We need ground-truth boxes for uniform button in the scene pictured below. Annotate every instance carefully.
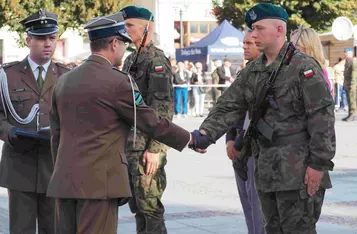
[40,99,44,103]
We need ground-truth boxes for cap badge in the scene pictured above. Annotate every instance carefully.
[249,10,257,20]
[39,9,47,20]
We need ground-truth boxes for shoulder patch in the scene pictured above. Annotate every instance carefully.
[303,69,314,78]
[55,62,71,71]
[1,61,20,69]
[154,65,164,72]
[134,91,144,105]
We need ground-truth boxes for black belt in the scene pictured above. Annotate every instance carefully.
[258,131,310,147]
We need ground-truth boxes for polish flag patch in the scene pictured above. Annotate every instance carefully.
[155,65,163,72]
[303,69,314,78]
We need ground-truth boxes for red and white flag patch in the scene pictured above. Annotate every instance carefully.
[155,65,163,72]
[303,69,314,78]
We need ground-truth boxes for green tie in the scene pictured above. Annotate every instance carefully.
[37,66,44,90]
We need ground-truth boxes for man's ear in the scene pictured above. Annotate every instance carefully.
[25,35,31,47]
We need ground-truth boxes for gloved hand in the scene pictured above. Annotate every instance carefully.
[189,130,214,152]
[233,130,245,151]
[8,127,37,153]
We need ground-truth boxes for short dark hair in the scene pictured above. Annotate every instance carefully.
[90,36,116,52]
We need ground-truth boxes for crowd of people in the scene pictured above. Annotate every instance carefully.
[170,58,237,118]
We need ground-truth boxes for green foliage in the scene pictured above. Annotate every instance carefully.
[212,0,357,33]
[0,0,133,45]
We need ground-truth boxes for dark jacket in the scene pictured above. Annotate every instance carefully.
[173,70,190,85]
[47,55,190,199]
[0,58,70,193]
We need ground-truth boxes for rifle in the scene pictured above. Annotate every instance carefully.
[124,14,152,149]
[125,14,153,73]
[233,28,302,181]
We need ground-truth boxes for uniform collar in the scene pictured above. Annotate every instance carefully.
[27,56,51,72]
[251,42,289,72]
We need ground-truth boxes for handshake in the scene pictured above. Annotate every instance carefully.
[188,129,214,153]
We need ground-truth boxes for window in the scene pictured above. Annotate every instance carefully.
[209,24,217,32]
[190,24,198,33]
[200,24,208,34]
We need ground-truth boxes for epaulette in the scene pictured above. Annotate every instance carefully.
[1,61,20,69]
[55,62,71,71]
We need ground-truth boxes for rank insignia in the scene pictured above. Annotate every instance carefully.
[303,69,314,78]
[154,65,163,72]
[134,92,143,105]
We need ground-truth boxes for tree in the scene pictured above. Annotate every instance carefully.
[212,0,357,33]
[0,0,134,36]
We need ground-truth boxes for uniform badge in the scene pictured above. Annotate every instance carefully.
[249,10,257,20]
[134,92,143,105]
[303,69,314,78]
[154,65,164,72]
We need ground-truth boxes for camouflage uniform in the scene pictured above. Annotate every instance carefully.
[123,41,173,234]
[343,57,357,120]
[200,42,335,233]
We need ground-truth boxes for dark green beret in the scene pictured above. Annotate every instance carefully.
[245,3,288,29]
[121,6,154,22]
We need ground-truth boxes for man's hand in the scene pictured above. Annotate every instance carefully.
[226,140,240,160]
[304,166,324,196]
[143,150,160,175]
[189,129,212,153]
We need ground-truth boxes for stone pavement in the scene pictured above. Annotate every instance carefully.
[0,112,356,233]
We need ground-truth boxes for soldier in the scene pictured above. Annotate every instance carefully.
[189,3,335,233]
[46,12,192,233]
[342,48,356,121]
[0,9,70,234]
[225,31,264,234]
[120,6,173,233]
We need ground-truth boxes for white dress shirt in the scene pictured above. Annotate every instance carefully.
[27,56,51,81]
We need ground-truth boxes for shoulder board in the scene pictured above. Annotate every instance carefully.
[55,62,71,71]
[1,61,20,69]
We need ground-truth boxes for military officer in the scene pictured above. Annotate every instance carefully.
[46,12,191,234]
[0,9,70,234]
[189,3,335,233]
[121,6,174,234]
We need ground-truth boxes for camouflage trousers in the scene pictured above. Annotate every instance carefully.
[127,151,168,234]
[257,188,325,234]
[345,86,356,115]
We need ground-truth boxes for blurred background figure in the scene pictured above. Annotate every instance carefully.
[217,58,235,93]
[342,48,356,121]
[173,62,190,118]
[333,57,347,112]
[290,27,332,94]
[191,62,207,117]
[211,60,222,107]
[187,62,196,116]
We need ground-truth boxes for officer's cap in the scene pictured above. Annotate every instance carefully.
[20,9,58,36]
[84,11,132,42]
[245,3,288,29]
[121,6,154,22]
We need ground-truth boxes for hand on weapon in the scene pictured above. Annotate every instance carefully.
[189,129,213,153]
[226,141,240,160]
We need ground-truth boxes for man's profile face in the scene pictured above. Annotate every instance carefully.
[243,33,260,61]
[26,34,57,64]
[125,18,146,44]
[250,19,278,52]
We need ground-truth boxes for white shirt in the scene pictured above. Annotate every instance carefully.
[224,66,231,77]
[27,56,51,81]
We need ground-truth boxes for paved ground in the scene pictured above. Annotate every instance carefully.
[0,111,356,233]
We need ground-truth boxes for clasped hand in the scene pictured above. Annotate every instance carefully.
[189,129,213,153]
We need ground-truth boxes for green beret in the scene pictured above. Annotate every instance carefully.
[121,6,154,22]
[245,3,288,29]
